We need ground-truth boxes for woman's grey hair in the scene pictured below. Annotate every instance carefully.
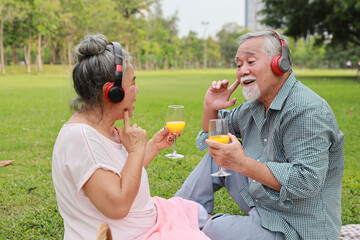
[237,30,292,71]
[70,33,131,112]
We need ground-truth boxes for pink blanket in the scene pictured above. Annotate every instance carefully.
[142,197,210,240]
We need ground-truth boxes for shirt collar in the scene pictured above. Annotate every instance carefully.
[268,73,297,111]
[246,73,297,115]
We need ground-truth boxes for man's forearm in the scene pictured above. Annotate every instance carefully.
[202,103,219,132]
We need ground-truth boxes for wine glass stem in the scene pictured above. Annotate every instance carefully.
[172,136,177,155]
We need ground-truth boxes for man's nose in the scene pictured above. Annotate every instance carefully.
[239,64,251,77]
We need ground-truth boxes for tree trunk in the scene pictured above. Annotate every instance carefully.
[36,33,43,72]
[24,43,31,73]
[61,47,66,65]
[12,43,18,65]
[67,36,73,66]
[0,20,5,74]
[163,56,168,70]
[50,40,56,64]
[54,49,59,65]
[136,55,141,70]
[145,52,149,70]
[4,48,7,66]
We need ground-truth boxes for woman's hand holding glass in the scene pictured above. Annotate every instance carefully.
[150,126,177,151]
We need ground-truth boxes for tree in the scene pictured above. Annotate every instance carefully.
[85,0,118,38]
[60,0,89,66]
[20,0,36,73]
[33,0,59,71]
[4,19,24,65]
[216,22,248,68]
[143,2,180,70]
[0,0,20,73]
[113,0,154,54]
[205,37,222,68]
[260,0,360,47]
[181,31,203,68]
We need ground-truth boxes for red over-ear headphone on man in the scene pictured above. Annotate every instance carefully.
[104,42,125,103]
[268,30,291,76]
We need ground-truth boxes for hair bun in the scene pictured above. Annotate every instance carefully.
[74,34,108,61]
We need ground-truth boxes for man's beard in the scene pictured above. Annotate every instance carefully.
[241,77,261,101]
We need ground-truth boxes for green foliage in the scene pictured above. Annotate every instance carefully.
[2,0,359,72]
[260,0,360,46]
[216,22,248,68]
[206,37,222,68]
[0,66,359,239]
[181,31,203,68]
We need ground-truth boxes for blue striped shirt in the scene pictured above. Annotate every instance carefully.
[196,74,345,239]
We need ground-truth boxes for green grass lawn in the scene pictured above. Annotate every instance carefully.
[0,65,359,239]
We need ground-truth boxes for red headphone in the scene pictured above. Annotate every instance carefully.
[104,42,125,103]
[268,30,291,76]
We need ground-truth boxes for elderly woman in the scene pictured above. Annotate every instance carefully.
[52,34,208,240]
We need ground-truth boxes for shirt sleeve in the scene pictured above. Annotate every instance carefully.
[195,108,241,151]
[63,126,122,193]
[265,99,338,202]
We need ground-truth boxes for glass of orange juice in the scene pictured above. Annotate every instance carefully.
[209,119,231,177]
[165,105,186,159]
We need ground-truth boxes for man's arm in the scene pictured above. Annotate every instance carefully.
[201,79,240,132]
[206,134,282,191]
[201,104,219,132]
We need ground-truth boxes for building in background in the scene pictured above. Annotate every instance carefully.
[245,0,266,31]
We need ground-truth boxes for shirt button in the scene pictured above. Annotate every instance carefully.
[255,199,259,202]
[264,138,267,142]
[252,180,256,182]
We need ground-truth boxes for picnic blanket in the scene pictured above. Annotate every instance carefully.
[340,224,360,239]
[142,196,209,240]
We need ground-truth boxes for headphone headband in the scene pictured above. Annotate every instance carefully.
[109,42,123,88]
[268,30,291,75]
[105,42,125,103]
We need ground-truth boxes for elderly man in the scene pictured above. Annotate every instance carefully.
[176,30,344,240]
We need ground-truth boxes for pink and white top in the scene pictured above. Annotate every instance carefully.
[52,123,209,240]
[52,123,156,239]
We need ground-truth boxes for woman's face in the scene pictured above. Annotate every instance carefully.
[118,65,138,118]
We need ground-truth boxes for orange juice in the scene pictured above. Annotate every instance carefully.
[166,121,186,133]
[209,135,230,144]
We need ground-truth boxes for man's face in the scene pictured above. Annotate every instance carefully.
[235,37,280,105]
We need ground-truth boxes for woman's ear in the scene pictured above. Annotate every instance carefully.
[102,82,114,103]
[103,82,112,94]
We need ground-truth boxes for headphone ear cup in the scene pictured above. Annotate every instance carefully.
[278,57,290,73]
[107,85,125,103]
[271,56,285,76]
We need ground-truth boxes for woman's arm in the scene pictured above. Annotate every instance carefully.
[83,110,147,219]
[143,127,174,167]
[83,150,144,219]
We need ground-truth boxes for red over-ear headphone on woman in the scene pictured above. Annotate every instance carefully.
[104,42,125,103]
[268,30,291,76]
